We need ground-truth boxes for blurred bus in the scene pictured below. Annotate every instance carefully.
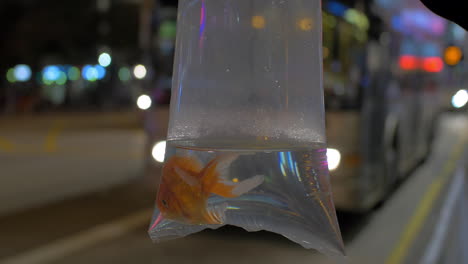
[323,0,460,211]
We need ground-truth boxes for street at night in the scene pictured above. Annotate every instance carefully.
[1,0,468,263]
[0,109,466,264]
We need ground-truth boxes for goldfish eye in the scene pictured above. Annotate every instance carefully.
[162,199,169,208]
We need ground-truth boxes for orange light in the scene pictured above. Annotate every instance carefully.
[399,55,419,70]
[252,15,265,29]
[298,18,314,31]
[444,46,462,66]
[422,57,444,73]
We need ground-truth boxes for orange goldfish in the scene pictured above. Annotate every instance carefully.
[151,153,264,229]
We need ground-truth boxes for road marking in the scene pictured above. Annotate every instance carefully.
[43,121,65,153]
[385,136,466,264]
[0,137,15,152]
[420,166,465,264]
[0,208,153,264]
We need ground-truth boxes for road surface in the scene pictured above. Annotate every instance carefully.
[0,111,466,264]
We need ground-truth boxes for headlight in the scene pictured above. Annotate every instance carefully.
[152,141,166,163]
[137,94,152,110]
[327,148,341,171]
[452,89,468,109]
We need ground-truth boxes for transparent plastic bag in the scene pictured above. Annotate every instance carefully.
[149,0,345,257]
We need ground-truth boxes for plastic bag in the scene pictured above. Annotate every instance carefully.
[149,0,345,257]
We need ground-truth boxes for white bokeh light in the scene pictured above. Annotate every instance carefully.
[327,148,341,171]
[136,94,152,110]
[133,64,147,79]
[152,141,167,163]
[452,89,468,109]
[98,53,112,67]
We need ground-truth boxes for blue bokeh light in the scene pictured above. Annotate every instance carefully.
[95,65,106,80]
[14,64,32,82]
[82,65,97,81]
[82,65,106,81]
[326,1,348,17]
[43,66,61,81]
[82,65,92,78]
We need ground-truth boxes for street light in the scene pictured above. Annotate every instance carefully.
[452,89,468,109]
[14,64,32,82]
[137,94,152,110]
[6,68,16,83]
[82,65,98,81]
[133,64,147,79]
[98,52,112,67]
[118,67,131,82]
[444,46,462,66]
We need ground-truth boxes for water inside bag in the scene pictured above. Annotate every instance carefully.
[149,140,344,256]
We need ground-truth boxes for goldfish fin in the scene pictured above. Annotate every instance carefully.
[174,167,199,186]
[231,175,264,196]
[209,181,237,198]
[210,175,265,198]
[175,155,203,174]
[201,153,239,193]
[215,153,240,181]
[205,203,228,224]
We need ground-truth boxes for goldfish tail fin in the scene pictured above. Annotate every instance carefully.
[203,154,264,198]
[204,203,228,224]
[210,175,265,198]
[175,155,204,174]
[201,153,239,195]
[174,167,199,186]
[231,175,264,196]
[214,153,240,180]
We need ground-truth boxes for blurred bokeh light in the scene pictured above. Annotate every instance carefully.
[98,52,112,67]
[13,64,32,82]
[133,64,147,79]
[137,94,152,110]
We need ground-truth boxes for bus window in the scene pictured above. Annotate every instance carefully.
[323,12,367,110]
